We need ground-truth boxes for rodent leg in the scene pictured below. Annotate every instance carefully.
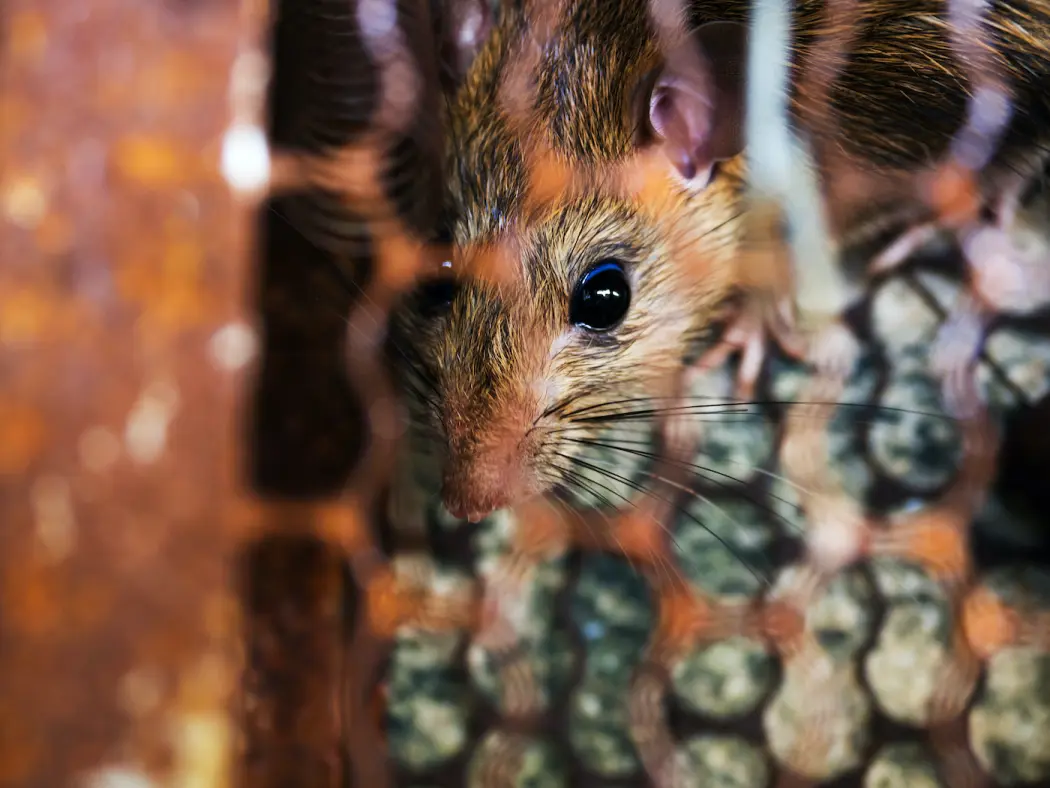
[930,171,1050,412]
[929,293,989,418]
[877,223,999,418]
[735,317,771,399]
[960,181,1050,316]
[692,296,806,400]
[942,0,1013,181]
[917,0,1012,232]
[804,318,860,382]
[867,222,941,276]
[904,0,1025,411]
[697,293,862,398]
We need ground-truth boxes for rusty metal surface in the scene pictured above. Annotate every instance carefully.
[0,1,263,785]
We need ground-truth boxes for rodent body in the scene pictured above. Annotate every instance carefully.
[390,0,1050,522]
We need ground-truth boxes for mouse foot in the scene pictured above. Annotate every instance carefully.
[695,298,807,400]
[962,222,1050,316]
[805,317,861,384]
[930,295,989,419]
[868,221,942,276]
[932,209,1050,415]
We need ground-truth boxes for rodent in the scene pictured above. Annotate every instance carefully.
[387,0,1050,523]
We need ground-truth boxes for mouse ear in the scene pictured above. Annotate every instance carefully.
[436,0,493,92]
[641,21,748,189]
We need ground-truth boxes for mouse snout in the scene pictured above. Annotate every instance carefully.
[442,491,506,523]
[440,411,531,522]
[441,449,520,523]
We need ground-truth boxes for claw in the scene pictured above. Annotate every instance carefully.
[806,318,860,382]
[931,295,988,418]
[868,155,1050,420]
[932,173,1050,413]
[694,296,808,399]
[962,217,1050,316]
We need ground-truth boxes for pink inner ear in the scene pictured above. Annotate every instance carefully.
[649,76,715,183]
[645,21,748,186]
[649,88,674,139]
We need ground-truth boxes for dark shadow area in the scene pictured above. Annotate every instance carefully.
[238,1,371,785]
[237,1,447,786]
[981,394,1050,569]
[250,0,367,497]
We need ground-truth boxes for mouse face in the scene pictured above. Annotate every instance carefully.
[390,0,747,522]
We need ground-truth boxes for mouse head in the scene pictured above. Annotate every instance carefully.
[391,0,748,522]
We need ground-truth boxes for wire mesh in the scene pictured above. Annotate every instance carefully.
[3,0,1050,787]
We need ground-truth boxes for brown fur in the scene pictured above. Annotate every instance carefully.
[391,0,1050,518]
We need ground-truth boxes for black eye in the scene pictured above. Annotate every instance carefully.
[569,260,631,331]
[415,274,458,318]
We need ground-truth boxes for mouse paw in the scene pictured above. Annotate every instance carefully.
[868,222,941,276]
[695,298,806,400]
[805,318,861,383]
[931,296,989,418]
[961,223,1050,315]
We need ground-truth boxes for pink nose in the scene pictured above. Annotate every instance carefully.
[441,408,528,523]
[441,455,517,523]
[443,501,493,523]
[441,484,510,523]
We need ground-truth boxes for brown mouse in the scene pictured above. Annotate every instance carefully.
[728,0,1050,395]
[388,0,1050,523]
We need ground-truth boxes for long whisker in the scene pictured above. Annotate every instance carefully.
[631,465,779,584]
[558,453,771,588]
[557,430,820,499]
[548,466,673,582]
[561,436,808,536]
[549,462,694,587]
[540,391,587,421]
[563,399,951,424]
[567,410,758,426]
[561,398,758,421]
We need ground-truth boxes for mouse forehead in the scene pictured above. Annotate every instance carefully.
[535,0,656,159]
[444,0,659,238]
[527,196,651,282]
